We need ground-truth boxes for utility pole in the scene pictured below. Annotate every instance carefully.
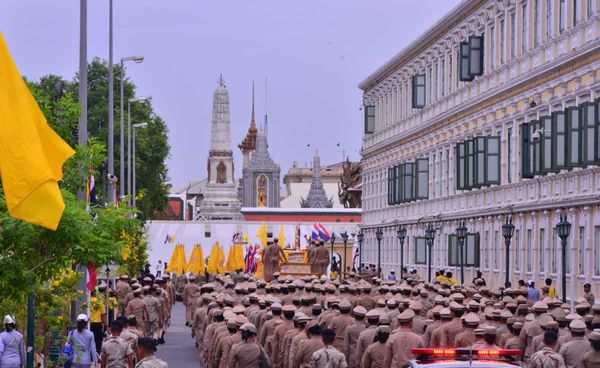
[107,0,115,203]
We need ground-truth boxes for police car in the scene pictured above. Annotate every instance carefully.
[404,348,525,367]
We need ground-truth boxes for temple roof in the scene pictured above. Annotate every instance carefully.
[238,83,257,152]
[300,150,334,208]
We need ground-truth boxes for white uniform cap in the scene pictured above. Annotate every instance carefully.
[76,314,89,322]
[3,315,14,324]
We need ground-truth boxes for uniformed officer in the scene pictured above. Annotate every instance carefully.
[310,328,347,368]
[343,306,366,367]
[116,275,132,316]
[292,320,324,368]
[529,331,567,368]
[383,309,423,368]
[328,300,354,351]
[228,323,267,368]
[126,289,150,334]
[135,337,168,368]
[355,309,380,364]
[100,320,134,368]
[520,301,551,362]
[454,312,479,347]
[183,275,200,326]
[270,304,296,367]
[361,326,389,368]
[559,319,591,368]
[143,287,163,339]
[583,283,595,307]
[581,329,600,368]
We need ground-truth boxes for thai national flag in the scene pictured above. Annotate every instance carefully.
[311,223,331,241]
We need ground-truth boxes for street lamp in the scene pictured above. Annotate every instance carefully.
[341,231,349,279]
[132,122,148,208]
[502,216,515,288]
[456,219,468,285]
[357,230,364,275]
[119,55,144,201]
[424,223,436,282]
[555,214,572,303]
[127,97,149,205]
[396,225,407,280]
[375,228,383,279]
[329,233,336,276]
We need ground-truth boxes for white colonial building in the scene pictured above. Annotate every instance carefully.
[360,0,600,299]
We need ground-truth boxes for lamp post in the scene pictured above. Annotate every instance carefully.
[329,233,336,276]
[375,228,383,279]
[456,219,468,285]
[107,0,114,204]
[341,231,349,279]
[357,230,364,275]
[127,97,148,205]
[396,225,407,280]
[556,214,572,303]
[119,55,144,200]
[132,122,148,208]
[424,223,436,282]
[502,216,515,288]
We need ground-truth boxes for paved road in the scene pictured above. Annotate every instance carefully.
[156,302,199,367]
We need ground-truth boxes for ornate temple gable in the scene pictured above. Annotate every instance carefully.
[300,150,334,208]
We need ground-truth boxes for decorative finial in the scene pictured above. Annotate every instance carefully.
[251,81,255,122]
[217,74,226,87]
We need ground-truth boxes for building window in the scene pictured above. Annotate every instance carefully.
[534,0,540,47]
[364,105,375,134]
[490,25,496,69]
[594,226,600,275]
[494,230,499,268]
[484,230,489,269]
[216,162,227,183]
[456,136,501,190]
[540,228,546,272]
[582,102,596,163]
[387,159,429,205]
[587,0,593,19]
[257,174,268,207]
[412,75,426,109]
[440,58,445,97]
[574,0,579,26]
[460,36,484,81]
[459,42,471,81]
[448,233,480,267]
[414,237,427,264]
[547,0,553,38]
[553,111,568,169]
[527,229,532,272]
[508,128,513,183]
[567,106,582,166]
[579,226,585,275]
[522,3,529,53]
[515,229,520,271]
[510,12,516,59]
[552,228,557,273]
[500,19,505,64]
[560,0,566,32]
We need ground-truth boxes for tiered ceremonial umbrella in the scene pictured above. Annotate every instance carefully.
[187,244,205,276]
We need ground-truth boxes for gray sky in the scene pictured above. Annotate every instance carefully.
[2,0,461,189]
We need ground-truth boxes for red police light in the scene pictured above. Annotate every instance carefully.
[411,348,523,357]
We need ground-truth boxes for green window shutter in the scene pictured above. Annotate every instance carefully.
[459,42,474,81]
[412,75,426,109]
[473,233,481,268]
[486,136,501,185]
[468,36,484,77]
[398,164,405,203]
[532,120,542,175]
[456,143,465,189]
[521,123,533,178]
[552,111,567,170]
[582,102,596,165]
[466,139,475,189]
[392,165,398,204]
[388,167,394,205]
[566,106,582,167]
[474,137,486,187]
[414,237,427,265]
[403,162,415,202]
[364,105,375,134]
[448,234,458,266]
[541,116,553,172]
[595,98,600,162]
[415,158,429,200]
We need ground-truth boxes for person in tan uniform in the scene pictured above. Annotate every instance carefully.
[358,286,376,310]
[529,331,566,368]
[135,337,168,368]
[361,326,389,368]
[292,321,324,368]
[208,312,236,367]
[453,312,479,347]
[125,289,149,334]
[422,305,442,347]
[270,304,296,367]
[531,320,560,353]
[285,315,311,368]
[263,239,287,282]
[440,301,465,347]
[100,320,134,368]
[343,306,366,367]
[216,315,248,368]
[258,303,283,350]
[520,301,551,362]
[504,322,524,350]
[581,329,600,368]
[202,310,225,363]
[143,287,163,339]
[383,309,423,368]
[430,308,451,347]
[314,241,330,277]
[356,309,380,364]
[308,242,318,275]
[559,319,591,368]
[310,328,347,368]
[182,275,200,326]
[126,316,144,339]
[328,300,354,351]
[228,323,268,368]
[116,275,132,316]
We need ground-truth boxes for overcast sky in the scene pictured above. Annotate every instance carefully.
[2,0,461,189]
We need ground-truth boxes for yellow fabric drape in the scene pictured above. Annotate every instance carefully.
[278,226,286,247]
[166,245,179,273]
[187,244,205,276]
[0,32,75,230]
[225,244,245,272]
[207,242,226,275]
[256,224,268,247]
[173,244,187,275]
[254,247,265,279]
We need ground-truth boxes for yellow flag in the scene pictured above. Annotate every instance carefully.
[208,242,225,274]
[225,244,245,272]
[278,225,286,247]
[256,224,268,247]
[243,232,249,243]
[0,33,75,230]
[166,245,179,273]
[187,244,205,275]
[177,244,187,275]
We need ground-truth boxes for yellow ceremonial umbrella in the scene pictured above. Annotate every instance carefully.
[225,243,245,272]
[278,225,286,247]
[208,242,225,275]
[187,244,205,276]
[254,246,265,279]
[175,244,187,275]
[166,244,179,273]
[256,224,268,247]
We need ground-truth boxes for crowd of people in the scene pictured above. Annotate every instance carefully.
[183,269,600,368]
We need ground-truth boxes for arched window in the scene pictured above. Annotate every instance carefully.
[217,162,227,183]
[257,174,268,207]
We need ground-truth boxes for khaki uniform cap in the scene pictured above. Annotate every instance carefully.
[569,319,587,332]
[366,309,381,319]
[532,301,549,312]
[397,308,415,322]
[353,306,367,317]
[377,325,391,333]
[463,312,480,326]
[588,329,600,341]
[282,304,297,312]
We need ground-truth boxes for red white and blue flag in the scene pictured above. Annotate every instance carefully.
[245,244,258,273]
[311,223,331,241]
